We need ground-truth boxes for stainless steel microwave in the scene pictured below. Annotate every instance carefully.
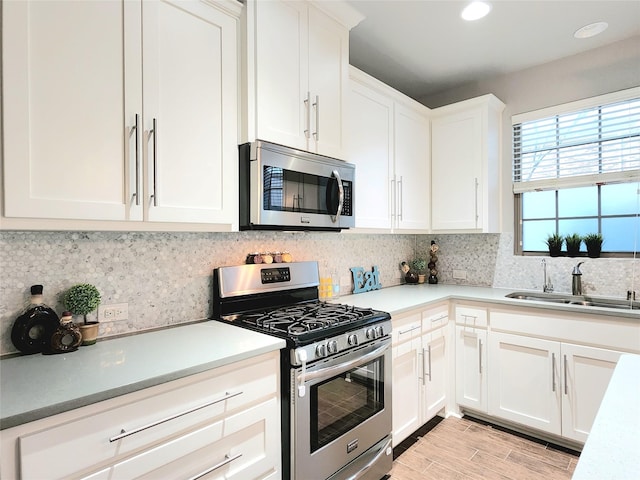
[239,141,355,231]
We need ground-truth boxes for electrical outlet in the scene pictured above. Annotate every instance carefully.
[99,303,128,322]
[453,269,467,280]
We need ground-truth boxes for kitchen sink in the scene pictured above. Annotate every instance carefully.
[506,292,640,310]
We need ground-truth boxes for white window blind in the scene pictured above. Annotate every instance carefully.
[513,94,640,193]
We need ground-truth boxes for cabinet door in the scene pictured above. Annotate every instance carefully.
[394,102,430,231]
[422,328,447,421]
[391,314,422,446]
[307,4,348,158]
[488,332,562,435]
[253,0,308,151]
[142,0,238,225]
[455,326,487,412]
[431,107,482,230]
[561,343,621,443]
[3,0,140,221]
[346,79,393,229]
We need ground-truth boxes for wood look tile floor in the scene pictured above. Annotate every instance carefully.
[390,416,580,480]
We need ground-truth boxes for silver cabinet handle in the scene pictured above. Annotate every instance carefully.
[313,95,320,141]
[398,324,421,336]
[330,169,344,223]
[130,113,140,205]
[478,338,483,375]
[431,314,448,323]
[474,177,479,227]
[427,345,432,382]
[398,176,403,221]
[149,118,158,207]
[564,354,568,395]
[552,353,556,392]
[187,453,242,480]
[109,391,243,442]
[304,91,311,139]
[390,177,396,220]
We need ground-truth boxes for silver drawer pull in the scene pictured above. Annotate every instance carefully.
[430,314,447,322]
[109,391,242,442]
[398,324,421,335]
[188,453,242,480]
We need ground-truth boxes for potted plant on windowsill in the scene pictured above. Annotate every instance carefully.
[63,284,101,345]
[565,233,582,257]
[545,233,564,257]
[583,233,603,258]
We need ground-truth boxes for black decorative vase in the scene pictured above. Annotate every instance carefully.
[405,272,419,284]
[428,274,438,284]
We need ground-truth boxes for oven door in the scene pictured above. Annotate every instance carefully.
[292,337,392,480]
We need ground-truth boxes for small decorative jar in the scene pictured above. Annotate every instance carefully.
[49,311,82,353]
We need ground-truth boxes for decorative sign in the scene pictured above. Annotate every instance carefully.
[350,266,382,294]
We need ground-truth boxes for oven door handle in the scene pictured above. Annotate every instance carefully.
[298,342,389,384]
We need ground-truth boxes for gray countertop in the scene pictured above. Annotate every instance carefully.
[1,283,637,431]
[337,283,640,320]
[0,321,285,430]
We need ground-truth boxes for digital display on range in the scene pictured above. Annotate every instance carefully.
[261,267,291,284]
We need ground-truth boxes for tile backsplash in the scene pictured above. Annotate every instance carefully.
[1,231,637,355]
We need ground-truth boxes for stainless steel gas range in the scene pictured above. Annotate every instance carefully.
[212,261,393,480]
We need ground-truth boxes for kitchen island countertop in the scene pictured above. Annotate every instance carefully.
[0,321,285,430]
[572,353,640,480]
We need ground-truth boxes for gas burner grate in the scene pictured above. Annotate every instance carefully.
[237,302,377,336]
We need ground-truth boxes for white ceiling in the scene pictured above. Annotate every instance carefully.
[347,0,640,101]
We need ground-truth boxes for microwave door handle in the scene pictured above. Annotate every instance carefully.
[330,169,344,223]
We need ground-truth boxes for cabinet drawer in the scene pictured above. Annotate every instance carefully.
[456,306,488,328]
[422,307,449,332]
[392,312,422,344]
[19,355,278,480]
[84,397,280,480]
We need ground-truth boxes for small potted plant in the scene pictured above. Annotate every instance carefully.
[583,233,603,258]
[412,259,427,284]
[565,233,582,257]
[545,233,564,257]
[63,283,101,345]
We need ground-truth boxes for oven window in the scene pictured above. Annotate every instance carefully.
[310,356,385,452]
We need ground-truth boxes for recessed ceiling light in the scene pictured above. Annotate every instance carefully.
[574,21,609,39]
[461,1,492,21]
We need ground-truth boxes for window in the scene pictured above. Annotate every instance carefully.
[513,89,640,255]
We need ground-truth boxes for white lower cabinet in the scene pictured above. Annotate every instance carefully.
[392,306,448,446]
[455,326,488,412]
[2,352,281,480]
[488,331,622,443]
[454,306,488,412]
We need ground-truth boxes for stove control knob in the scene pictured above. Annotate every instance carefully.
[315,344,327,358]
[375,325,384,337]
[348,334,359,346]
[327,340,339,354]
[366,328,376,340]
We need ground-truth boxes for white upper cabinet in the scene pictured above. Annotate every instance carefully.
[142,0,239,225]
[346,73,394,229]
[3,0,134,222]
[431,94,505,232]
[346,67,430,232]
[2,0,240,230]
[244,0,363,158]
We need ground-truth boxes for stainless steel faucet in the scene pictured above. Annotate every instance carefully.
[542,259,553,293]
[572,262,584,296]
